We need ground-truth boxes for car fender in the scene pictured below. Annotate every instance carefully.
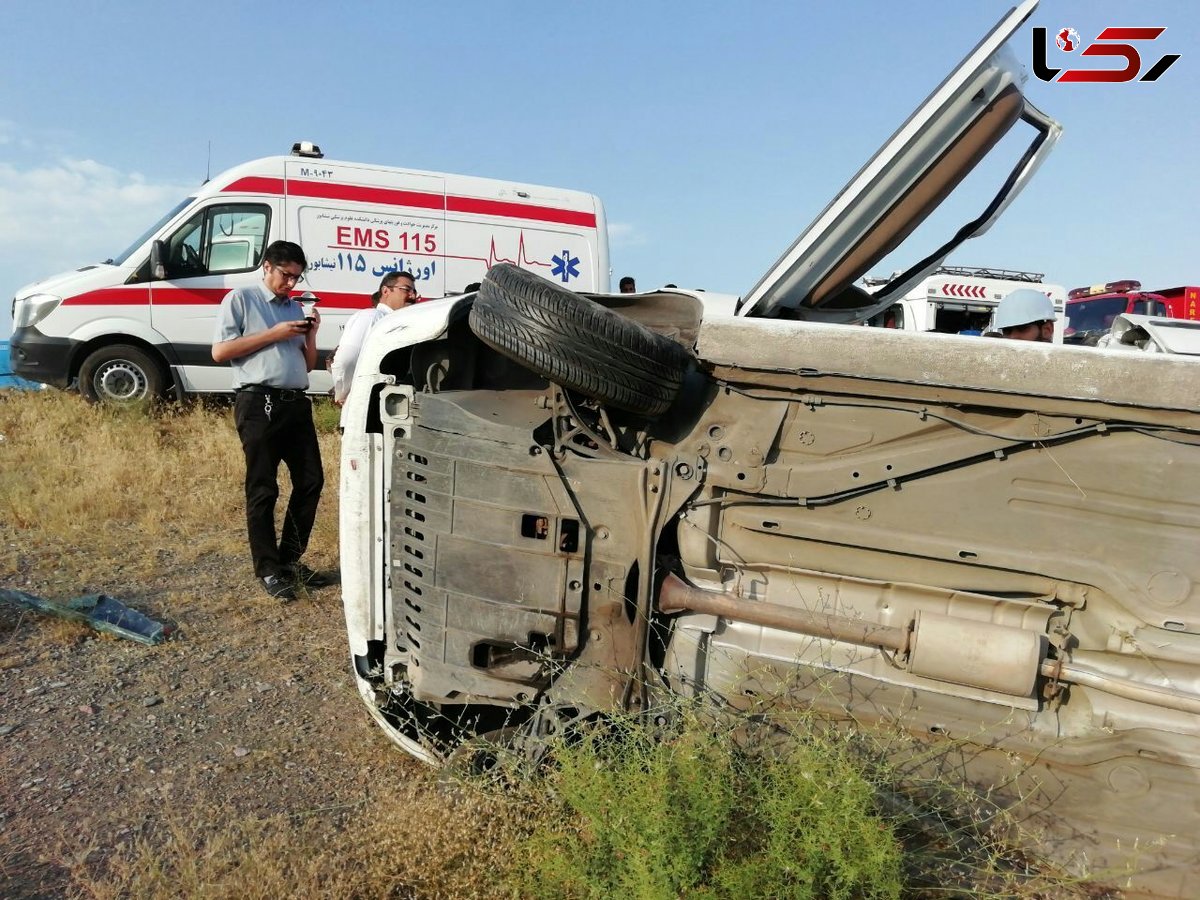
[339,295,470,663]
[68,317,172,354]
[340,296,471,433]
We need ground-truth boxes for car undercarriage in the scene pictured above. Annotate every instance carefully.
[344,295,1200,896]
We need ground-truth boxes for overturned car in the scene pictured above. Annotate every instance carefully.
[1097,313,1200,357]
[339,3,1200,895]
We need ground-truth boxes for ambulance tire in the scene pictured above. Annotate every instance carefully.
[469,263,691,417]
[78,344,168,405]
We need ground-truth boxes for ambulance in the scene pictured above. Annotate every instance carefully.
[8,142,609,402]
[864,265,1067,342]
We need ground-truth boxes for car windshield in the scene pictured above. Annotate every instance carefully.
[1066,297,1127,333]
[109,197,194,266]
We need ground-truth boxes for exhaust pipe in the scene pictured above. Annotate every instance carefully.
[658,573,1043,697]
[659,573,1200,712]
[659,572,911,653]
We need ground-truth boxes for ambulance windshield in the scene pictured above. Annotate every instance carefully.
[110,197,194,266]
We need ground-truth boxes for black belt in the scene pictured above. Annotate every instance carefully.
[237,384,307,401]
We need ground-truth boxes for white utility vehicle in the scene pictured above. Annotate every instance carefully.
[865,265,1066,340]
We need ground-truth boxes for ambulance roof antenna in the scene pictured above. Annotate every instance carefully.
[203,141,211,185]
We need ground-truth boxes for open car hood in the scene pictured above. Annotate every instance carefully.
[738,0,1060,321]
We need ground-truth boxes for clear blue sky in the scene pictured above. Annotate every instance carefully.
[2,0,1196,335]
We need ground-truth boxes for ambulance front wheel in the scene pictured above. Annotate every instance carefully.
[77,344,168,405]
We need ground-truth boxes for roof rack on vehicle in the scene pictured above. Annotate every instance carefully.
[863,266,1048,288]
[933,266,1044,282]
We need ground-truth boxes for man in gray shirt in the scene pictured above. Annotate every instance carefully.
[213,240,330,601]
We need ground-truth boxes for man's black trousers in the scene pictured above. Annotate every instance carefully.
[234,390,325,578]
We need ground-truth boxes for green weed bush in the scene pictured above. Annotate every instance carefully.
[311,397,342,434]
[507,714,903,900]
[713,740,903,900]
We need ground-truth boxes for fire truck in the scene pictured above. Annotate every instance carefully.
[864,266,1067,342]
[1064,280,1200,346]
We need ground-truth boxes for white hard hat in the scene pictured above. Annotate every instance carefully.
[995,288,1056,330]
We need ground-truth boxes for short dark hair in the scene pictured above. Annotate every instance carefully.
[619,275,635,289]
[376,271,420,303]
[380,270,414,291]
[263,240,307,269]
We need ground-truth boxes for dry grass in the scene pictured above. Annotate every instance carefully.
[0,392,340,584]
[75,781,531,900]
[2,393,242,540]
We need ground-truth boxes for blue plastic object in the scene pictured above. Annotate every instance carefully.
[1,589,176,644]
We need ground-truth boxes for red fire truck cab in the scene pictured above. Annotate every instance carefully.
[1063,280,1199,345]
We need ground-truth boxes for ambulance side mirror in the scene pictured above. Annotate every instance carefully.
[150,240,167,281]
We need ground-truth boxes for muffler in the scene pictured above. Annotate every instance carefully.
[659,573,1045,697]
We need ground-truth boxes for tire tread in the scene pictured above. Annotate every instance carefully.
[469,264,690,416]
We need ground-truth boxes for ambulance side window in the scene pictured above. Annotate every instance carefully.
[206,205,270,274]
[160,203,271,279]
[165,210,206,278]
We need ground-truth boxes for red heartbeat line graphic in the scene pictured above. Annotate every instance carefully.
[442,232,554,270]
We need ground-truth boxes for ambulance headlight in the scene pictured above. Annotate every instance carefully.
[12,294,62,329]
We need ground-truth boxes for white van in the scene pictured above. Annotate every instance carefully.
[8,144,609,402]
[864,266,1066,341]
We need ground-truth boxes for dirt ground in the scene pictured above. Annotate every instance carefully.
[0,539,425,897]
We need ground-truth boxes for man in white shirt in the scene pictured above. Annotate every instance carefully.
[331,270,419,407]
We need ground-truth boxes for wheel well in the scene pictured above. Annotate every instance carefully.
[70,335,170,383]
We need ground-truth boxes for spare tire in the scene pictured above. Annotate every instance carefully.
[469,264,692,416]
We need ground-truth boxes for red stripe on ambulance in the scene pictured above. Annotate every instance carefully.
[224,177,445,211]
[63,286,372,310]
[59,288,151,306]
[148,288,228,305]
[445,195,596,227]
[221,177,596,227]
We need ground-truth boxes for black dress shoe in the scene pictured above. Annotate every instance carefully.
[283,562,339,589]
[260,574,298,602]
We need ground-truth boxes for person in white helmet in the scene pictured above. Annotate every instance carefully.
[993,288,1057,343]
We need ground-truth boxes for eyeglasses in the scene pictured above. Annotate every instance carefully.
[388,284,419,295]
[271,266,305,284]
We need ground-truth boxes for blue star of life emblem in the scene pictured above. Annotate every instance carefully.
[550,249,580,283]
